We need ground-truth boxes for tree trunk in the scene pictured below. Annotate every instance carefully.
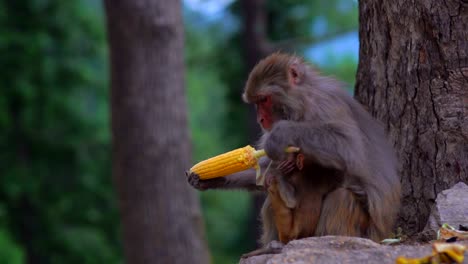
[240,0,272,249]
[105,1,209,263]
[240,0,272,144]
[355,0,468,234]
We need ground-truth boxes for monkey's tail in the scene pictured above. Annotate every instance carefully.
[259,197,278,246]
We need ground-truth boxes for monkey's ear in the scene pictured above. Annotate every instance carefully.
[287,62,305,86]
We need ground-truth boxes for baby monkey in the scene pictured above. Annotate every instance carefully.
[265,152,318,244]
[246,151,343,258]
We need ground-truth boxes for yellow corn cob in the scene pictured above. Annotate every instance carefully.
[190,145,265,180]
[189,145,300,181]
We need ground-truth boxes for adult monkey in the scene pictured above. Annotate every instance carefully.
[187,53,401,257]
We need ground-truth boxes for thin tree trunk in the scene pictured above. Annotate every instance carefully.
[355,0,468,234]
[240,0,272,249]
[240,0,271,144]
[105,1,209,263]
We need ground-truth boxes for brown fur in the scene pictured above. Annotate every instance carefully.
[267,173,325,244]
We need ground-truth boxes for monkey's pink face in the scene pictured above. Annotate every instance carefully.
[255,95,274,131]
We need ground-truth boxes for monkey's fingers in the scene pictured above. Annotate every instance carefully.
[277,155,297,176]
[277,154,295,169]
[276,161,288,170]
[186,171,227,191]
[277,164,295,175]
[186,171,201,186]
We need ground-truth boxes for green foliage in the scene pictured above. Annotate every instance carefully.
[200,191,252,263]
[185,22,231,160]
[318,54,358,92]
[0,1,359,263]
[0,1,121,263]
[214,34,248,148]
[0,228,24,264]
[267,0,358,42]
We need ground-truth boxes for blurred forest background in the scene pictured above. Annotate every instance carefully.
[0,0,359,263]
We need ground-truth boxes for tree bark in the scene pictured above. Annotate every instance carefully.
[240,0,272,144]
[355,0,468,234]
[105,1,209,263]
[240,0,272,249]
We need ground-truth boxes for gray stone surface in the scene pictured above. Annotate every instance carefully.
[239,236,468,264]
[241,183,468,263]
[424,182,468,236]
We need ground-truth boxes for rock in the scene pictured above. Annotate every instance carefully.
[239,236,468,264]
[424,182,468,237]
[240,183,468,263]
[240,254,274,264]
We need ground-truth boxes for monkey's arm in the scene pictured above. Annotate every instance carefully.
[264,120,366,173]
[186,169,262,191]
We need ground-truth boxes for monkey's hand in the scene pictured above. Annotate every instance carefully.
[276,154,298,176]
[185,171,227,191]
